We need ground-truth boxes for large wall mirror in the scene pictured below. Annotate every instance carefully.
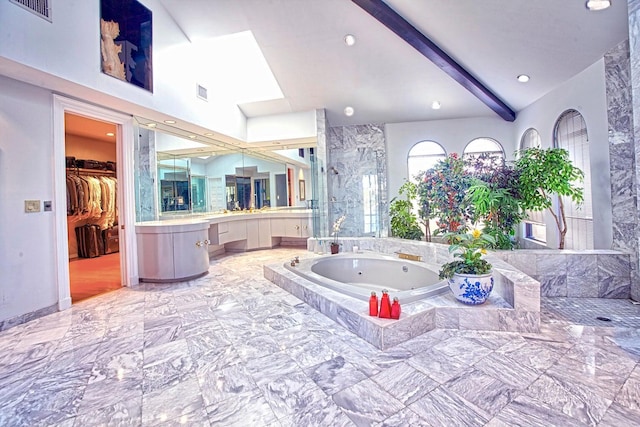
[132,117,313,222]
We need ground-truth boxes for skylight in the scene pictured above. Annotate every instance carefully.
[193,31,284,105]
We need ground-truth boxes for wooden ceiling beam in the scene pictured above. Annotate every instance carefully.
[352,0,516,122]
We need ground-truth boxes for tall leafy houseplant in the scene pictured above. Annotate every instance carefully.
[465,154,525,249]
[390,180,423,240]
[515,147,584,249]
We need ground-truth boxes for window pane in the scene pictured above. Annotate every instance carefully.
[407,141,446,183]
[464,138,504,155]
[554,110,592,250]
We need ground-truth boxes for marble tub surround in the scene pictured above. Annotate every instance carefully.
[494,249,632,299]
[265,260,518,350]
[308,237,541,329]
[268,238,540,348]
[1,248,639,427]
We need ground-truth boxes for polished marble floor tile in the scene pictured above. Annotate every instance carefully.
[1,247,639,426]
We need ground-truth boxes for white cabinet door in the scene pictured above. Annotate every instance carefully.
[287,220,303,237]
[271,218,287,237]
[173,230,209,279]
[246,219,260,249]
[137,233,174,280]
[299,218,311,238]
[219,220,248,244]
[258,218,272,247]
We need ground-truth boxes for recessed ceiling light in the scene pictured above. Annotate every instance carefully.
[164,120,176,124]
[146,123,157,128]
[344,106,355,117]
[188,135,197,139]
[586,0,611,10]
[204,132,214,136]
[344,34,356,46]
[106,132,115,137]
[431,101,441,110]
[517,74,530,83]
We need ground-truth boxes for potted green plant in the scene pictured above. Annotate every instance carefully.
[331,215,346,254]
[389,180,424,241]
[439,228,496,304]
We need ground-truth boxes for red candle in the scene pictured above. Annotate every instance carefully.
[391,297,401,319]
[379,290,391,318]
[369,292,378,316]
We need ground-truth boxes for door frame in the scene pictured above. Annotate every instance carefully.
[53,95,138,310]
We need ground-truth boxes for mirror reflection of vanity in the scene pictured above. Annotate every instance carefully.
[133,117,316,282]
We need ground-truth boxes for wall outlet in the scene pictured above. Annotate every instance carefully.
[25,200,40,213]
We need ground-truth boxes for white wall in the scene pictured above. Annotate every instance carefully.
[385,116,515,199]
[0,76,58,321]
[66,135,116,162]
[0,0,247,141]
[514,59,612,249]
[246,111,317,141]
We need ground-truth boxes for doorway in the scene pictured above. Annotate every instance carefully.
[275,173,287,207]
[53,95,138,311]
[65,113,122,302]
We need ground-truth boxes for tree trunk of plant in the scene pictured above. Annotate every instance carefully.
[547,198,567,249]
[558,197,568,250]
[424,220,431,242]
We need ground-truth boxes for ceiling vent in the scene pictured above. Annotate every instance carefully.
[9,0,51,22]
[197,84,208,101]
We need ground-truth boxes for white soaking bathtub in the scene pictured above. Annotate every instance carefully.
[285,252,448,303]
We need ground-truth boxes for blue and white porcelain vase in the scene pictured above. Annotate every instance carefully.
[448,272,493,305]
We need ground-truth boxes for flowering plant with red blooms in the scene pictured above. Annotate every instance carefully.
[418,153,472,235]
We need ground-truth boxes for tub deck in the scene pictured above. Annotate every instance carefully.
[264,238,540,349]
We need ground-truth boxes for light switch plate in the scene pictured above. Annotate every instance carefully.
[25,200,40,213]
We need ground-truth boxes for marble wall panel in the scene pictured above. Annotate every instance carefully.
[327,124,387,239]
[627,0,640,300]
[134,129,157,222]
[315,109,330,238]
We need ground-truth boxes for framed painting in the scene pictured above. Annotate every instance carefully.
[299,180,306,201]
[100,0,153,92]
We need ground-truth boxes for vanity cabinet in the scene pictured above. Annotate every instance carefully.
[271,217,310,238]
[218,220,247,244]
[136,210,311,282]
[136,220,210,282]
[247,218,272,249]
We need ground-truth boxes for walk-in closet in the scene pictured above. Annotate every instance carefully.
[65,113,121,302]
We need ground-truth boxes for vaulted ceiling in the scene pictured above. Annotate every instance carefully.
[158,0,628,126]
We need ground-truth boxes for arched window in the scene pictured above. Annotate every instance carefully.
[519,128,545,242]
[407,140,446,182]
[463,137,505,170]
[520,128,542,151]
[554,109,592,249]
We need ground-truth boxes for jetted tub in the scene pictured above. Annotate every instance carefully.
[285,252,448,303]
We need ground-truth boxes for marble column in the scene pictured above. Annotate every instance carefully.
[134,127,158,222]
[627,0,640,300]
[327,124,388,238]
[315,109,330,237]
[605,39,637,299]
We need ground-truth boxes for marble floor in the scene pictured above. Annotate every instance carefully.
[1,248,639,427]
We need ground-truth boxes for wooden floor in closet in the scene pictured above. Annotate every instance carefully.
[69,253,121,302]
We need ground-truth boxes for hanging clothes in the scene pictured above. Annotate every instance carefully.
[66,172,117,229]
